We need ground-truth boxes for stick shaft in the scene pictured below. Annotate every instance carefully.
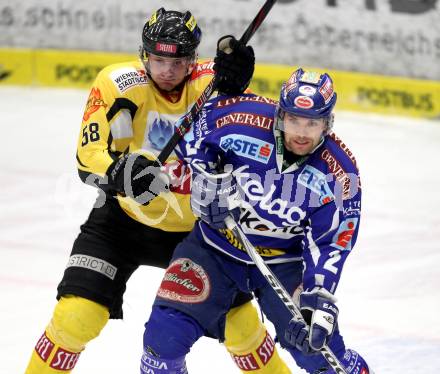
[156,0,277,165]
[224,216,348,374]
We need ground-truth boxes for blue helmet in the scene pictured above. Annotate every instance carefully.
[278,68,337,120]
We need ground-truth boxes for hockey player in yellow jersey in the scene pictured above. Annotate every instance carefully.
[24,7,290,374]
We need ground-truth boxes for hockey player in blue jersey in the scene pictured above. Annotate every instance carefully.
[140,68,373,373]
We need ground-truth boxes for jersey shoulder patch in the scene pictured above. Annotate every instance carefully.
[325,132,359,172]
[103,61,149,94]
[320,133,361,200]
[189,60,215,81]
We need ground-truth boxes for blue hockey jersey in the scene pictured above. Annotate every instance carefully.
[177,94,362,293]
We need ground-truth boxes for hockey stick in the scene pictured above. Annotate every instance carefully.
[224,216,348,374]
[156,0,277,165]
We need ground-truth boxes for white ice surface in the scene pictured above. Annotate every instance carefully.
[1,86,440,373]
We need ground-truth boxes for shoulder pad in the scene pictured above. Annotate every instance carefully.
[326,132,358,171]
[215,94,278,109]
[320,133,361,200]
[106,63,149,94]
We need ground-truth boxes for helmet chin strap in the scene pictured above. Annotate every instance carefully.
[187,53,197,74]
[309,136,325,154]
[325,113,335,134]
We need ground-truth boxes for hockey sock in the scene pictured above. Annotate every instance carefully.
[224,301,291,374]
[143,306,204,358]
[24,295,109,374]
[141,350,188,374]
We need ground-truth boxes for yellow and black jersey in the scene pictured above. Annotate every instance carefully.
[77,59,215,232]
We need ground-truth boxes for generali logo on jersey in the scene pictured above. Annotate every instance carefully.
[329,132,358,170]
[321,149,352,200]
[216,112,273,131]
[216,95,277,108]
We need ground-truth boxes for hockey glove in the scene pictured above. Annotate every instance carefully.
[108,153,170,205]
[190,163,241,229]
[285,288,339,355]
[214,35,255,95]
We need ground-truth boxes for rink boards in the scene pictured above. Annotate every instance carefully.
[1,47,439,119]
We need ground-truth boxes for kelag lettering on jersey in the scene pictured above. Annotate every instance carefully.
[177,93,362,292]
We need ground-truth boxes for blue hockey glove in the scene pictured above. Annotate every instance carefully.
[190,163,241,229]
[285,288,338,355]
[214,35,255,95]
[108,153,170,205]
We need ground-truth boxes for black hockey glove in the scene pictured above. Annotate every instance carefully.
[107,153,170,205]
[213,35,255,95]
